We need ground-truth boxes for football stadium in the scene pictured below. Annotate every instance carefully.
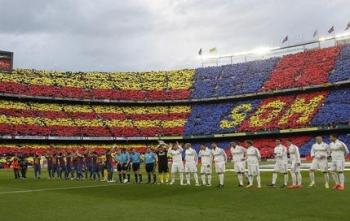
[1,1,350,221]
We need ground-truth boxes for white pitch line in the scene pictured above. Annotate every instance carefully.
[0,184,113,195]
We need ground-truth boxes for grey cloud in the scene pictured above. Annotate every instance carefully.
[0,0,349,72]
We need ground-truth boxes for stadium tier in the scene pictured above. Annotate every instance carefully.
[0,69,194,101]
[0,45,349,101]
[0,101,191,137]
[186,89,350,136]
[0,88,349,138]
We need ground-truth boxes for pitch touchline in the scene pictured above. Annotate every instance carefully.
[0,184,113,195]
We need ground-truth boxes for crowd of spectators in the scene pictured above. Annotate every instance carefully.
[0,69,193,100]
[185,89,349,136]
[0,45,349,158]
[0,45,349,102]
[0,100,190,137]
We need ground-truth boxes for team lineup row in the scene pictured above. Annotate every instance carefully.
[10,134,349,190]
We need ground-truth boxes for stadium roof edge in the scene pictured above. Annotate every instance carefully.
[200,32,350,65]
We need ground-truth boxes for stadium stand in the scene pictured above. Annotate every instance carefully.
[191,58,279,98]
[0,69,194,101]
[329,44,350,82]
[261,46,340,90]
[0,44,349,158]
[184,89,349,135]
[311,88,350,126]
[0,100,190,137]
[0,88,348,138]
[0,45,349,102]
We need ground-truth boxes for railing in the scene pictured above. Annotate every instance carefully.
[0,124,348,141]
[201,32,350,67]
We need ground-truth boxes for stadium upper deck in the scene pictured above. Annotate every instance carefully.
[0,45,349,102]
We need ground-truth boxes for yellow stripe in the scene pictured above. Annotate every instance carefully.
[93,105,191,114]
[0,115,186,128]
[0,69,194,90]
[0,144,152,149]
[0,100,30,110]
[0,100,191,114]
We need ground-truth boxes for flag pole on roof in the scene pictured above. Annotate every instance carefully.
[328,25,335,34]
[345,22,350,31]
[198,48,204,67]
[282,35,288,44]
[198,48,202,56]
[313,30,320,48]
[327,25,335,46]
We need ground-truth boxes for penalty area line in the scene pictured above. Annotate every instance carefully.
[0,184,113,195]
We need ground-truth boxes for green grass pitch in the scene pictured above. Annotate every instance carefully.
[0,168,349,221]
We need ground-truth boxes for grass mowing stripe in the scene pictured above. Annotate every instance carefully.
[0,183,113,195]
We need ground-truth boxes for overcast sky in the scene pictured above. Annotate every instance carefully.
[0,0,349,72]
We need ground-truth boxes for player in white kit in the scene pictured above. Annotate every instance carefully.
[245,140,261,188]
[168,142,184,185]
[184,143,200,186]
[287,139,302,188]
[309,136,330,188]
[268,139,289,188]
[198,144,213,186]
[230,142,247,187]
[211,143,227,188]
[329,134,349,190]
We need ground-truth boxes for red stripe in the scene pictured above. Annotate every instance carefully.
[0,81,190,100]
[0,147,148,155]
[0,124,184,137]
[0,108,190,120]
[261,46,340,91]
[0,108,69,119]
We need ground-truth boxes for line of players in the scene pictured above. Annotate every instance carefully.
[11,134,349,190]
[11,141,226,186]
[266,135,349,190]
[229,135,349,190]
[166,134,349,190]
